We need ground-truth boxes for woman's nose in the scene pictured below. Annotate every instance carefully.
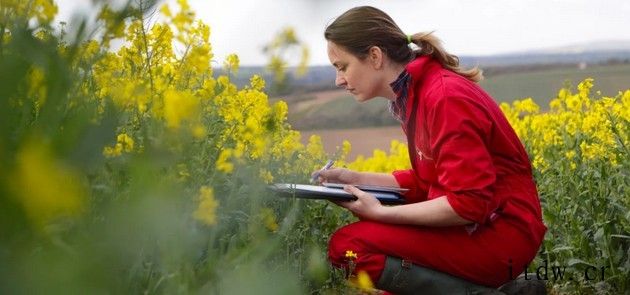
[335,73,347,88]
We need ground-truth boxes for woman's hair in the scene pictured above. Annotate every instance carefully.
[324,6,483,82]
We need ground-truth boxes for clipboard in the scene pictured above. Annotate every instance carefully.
[322,182,409,193]
[268,183,406,205]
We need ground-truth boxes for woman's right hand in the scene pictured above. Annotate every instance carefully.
[314,168,361,184]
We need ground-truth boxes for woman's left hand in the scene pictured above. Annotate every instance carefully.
[334,185,387,221]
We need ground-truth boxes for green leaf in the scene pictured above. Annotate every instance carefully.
[567,258,596,267]
[550,246,573,253]
[594,227,605,244]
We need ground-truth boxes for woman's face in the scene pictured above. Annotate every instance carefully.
[327,41,383,102]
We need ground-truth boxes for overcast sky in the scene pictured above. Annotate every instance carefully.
[56,0,630,66]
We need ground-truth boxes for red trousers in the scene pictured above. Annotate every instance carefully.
[328,217,540,288]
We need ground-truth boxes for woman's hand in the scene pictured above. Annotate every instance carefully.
[334,185,387,221]
[313,168,361,184]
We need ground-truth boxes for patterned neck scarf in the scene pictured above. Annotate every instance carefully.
[388,69,411,123]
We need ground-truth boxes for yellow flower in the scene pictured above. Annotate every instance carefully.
[192,124,206,139]
[306,135,325,160]
[12,139,86,229]
[200,78,217,98]
[160,3,172,18]
[172,0,194,33]
[4,0,59,24]
[267,55,287,82]
[350,270,375,291]
[549,98,562,111]
[103,144,122,158]
[281,27,297,44]
[250,74,265,90]
[577,78,594,98]
[37,0,58,23]
[193,186,218,226]
[216,149,234,173]
[117,133,134,152]
[513,98,539,114]
[163,89,199,129]
[103,144,122,157]
[347,140,411,173]
[259,169,274,184]
[224,54,240,74]
[103,133,134,157]
[272,101,288,124]
[341,140,352,158]
[260,207,278,232]
[345,250,358,259]
[296,45,310,77]
[532,154,549,172]
[187,44,211,75]
[27,66,47,105]
[579,142,606,161]
[565,120,577,136]
[565,94,582,112]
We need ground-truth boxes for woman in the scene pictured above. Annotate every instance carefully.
[316,6,547,294]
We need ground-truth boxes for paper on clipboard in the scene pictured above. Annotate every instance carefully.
[322,182,409,193]
[268,183,405,205]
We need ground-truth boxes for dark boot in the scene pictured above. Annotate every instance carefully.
[497,274,546,295]
[375,256,505,295]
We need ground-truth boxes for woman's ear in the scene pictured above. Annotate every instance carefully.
[368,46,384,70]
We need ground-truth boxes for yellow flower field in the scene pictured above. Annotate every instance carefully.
[0,0,627,294]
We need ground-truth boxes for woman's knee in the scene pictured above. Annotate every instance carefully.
[328,224,355,264]
[328,221,383,264]
[328,223,388,282]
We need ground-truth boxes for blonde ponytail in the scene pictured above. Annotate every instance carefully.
[410,32,483,82]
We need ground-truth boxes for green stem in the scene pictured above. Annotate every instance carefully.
[0,23,5,57]
[138,0,155,95]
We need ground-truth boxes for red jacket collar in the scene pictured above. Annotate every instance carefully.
[399,55,443,128]
[405,55,443,84]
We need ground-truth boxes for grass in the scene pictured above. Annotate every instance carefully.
[479,63,630,107]
[288,95,398,130]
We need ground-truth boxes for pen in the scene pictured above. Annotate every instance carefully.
[311,159,335,183]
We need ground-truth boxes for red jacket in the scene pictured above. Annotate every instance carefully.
[392,56,546,243]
